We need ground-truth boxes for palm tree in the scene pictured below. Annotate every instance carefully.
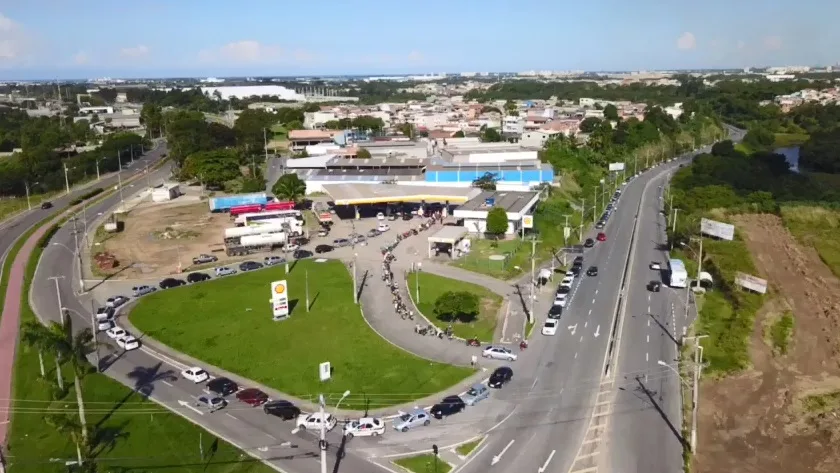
[22,320,64,390]
[45,413,88,467]
[20,317,94,443]
[271,174,307,202]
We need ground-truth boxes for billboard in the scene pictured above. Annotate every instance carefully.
[521,215,534,229]
[609,162,626,172]
[700,218,735,241]
[271,280,290,320]
[319,362,331,381]
[735,272,768,294]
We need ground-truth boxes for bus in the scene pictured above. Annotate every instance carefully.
[236,209,303,227]
[668,259,688,288]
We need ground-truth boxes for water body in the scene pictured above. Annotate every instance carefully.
[774,146,800,173]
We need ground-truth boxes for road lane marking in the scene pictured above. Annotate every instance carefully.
[225,412,237,420]
[595,289,598,295]
[487,407,518,433]
[646,352,649,362]
[591,298,596,304]
[648,293,651,302]
[647,334,650,343]
[593,325,600,337]
[531,378,539,390]
[647,319,651,327]
[491,439,515,466]
[588,309,592,316]
[177,400,204,416]
[538,450,556,473]
[574,352,578,359]
[580,336,583,342]
[584,321,588,328]
[162,381,173,387]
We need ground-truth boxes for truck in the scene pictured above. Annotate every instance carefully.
[208,192,269,212]
[230,204,263,217]
[265,200,295,211]
[224,223,286,239]
[668,258,688,288]
[225,232,287,257]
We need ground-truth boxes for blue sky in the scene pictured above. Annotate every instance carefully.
[0,0,837,79]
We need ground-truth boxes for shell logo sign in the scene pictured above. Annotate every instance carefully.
[522,215,534,229]
[270,280,289,320]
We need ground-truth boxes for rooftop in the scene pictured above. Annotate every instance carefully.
[321,183,478,206]
[288,130,340,140]
[428,225,469,244]
[456,190,541,214]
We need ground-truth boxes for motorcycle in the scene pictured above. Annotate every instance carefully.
[466,338,481,347]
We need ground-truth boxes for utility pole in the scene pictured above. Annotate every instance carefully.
[580,197,586,238]
[415,263,422,303]
[63,163,71,194]
[318,394,328,473]
[528,236,541,322]
[670,208,680,250]
[562,214,572,247]
[352,253,358,304]
[117,169,124,207]
[263,127,269,164]
[89,299,100,372]
[71,218,85,292]
[24,181,32,210]
[48,276,65,325]
[682,334,708,453]
[305,270,310,312]
[593,186,597,224]
[130,144,135,164]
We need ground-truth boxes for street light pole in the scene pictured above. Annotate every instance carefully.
[319,390,351,473]
[670,208,680,250]
[24,181,32,210]
[63,163,71,194]
[89,300,100,372]
[593,186,597,224]
[352,253,358,304]
[415,263,422,303]
[682,335,709,453]
[305,270,310,312]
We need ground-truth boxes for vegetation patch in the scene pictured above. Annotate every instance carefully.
[780,205,840,278]
[130,260,473,408]
[455,438,483,456]
[801,390,840,414]
[452,239,533,279]
[408,272,502,341]
[767,311,794,356]
[393,454,452,473]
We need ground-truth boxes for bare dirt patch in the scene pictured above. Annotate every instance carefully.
[94,200,239,279]
[694,213,840,473]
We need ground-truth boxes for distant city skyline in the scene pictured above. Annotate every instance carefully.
[0,0,837,80]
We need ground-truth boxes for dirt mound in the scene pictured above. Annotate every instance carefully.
[694,214,840,473]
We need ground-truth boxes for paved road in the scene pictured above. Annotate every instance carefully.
[0,144,167,445]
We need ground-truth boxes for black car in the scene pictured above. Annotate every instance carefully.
[488,367,513,389]
[402,213,413,221]
[586,266,598,277]
[40,201,53,209]
[207,377,238,396]
[647,281,662,292]
[573,256,584,265]
[557,285,571,295]
[263,400,301,420]
[159,277,186,289]
[315,244,333,254]
[293,249,313,259]
[569,266,581,276]
[548,305,563,319]
[239,261,263,271]
[584,238,595,248]
[187,272,211,283]
[430,395,465,419]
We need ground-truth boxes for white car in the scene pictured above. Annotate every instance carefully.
[285,243,300,252]
[97,319,114,332]
[106,295,130,308]
[343,417,385,438]
[105,326,127,340]
[554,293,568,307]
[565,270,575,278]
[376,212,385,221]
[560,277,574,288]
[482,346,517,362]
[116,335,140,351]
[542,319,558,336]
[650,261,662,271]
[181,367,210,383]
[377,223,390,232]
[296,412,337,432]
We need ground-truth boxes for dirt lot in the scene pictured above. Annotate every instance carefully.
[694,213,840,473]
[93,200,236,279]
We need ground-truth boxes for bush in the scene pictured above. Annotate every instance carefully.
[433,291,479,323]
[69,187,104,205]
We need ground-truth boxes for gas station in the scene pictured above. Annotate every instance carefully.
[320,183,479,220]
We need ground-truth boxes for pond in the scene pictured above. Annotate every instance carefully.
[775,146,800,173]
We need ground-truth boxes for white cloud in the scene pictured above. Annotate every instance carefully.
[407,51,424,63]
[73,51,90,65]
[199,40,285,64]
[763,36,783,51]
[0,13,32,64]
[737,40,746,50]
[676,32,697,50]
[120,45,150,59]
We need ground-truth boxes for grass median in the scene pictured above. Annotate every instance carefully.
[407,272,502,341]
[129,259,474,409]
[394,454,452,473]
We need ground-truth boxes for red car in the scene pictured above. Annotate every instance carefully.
[597,232,607,242]
[236,388,269,407]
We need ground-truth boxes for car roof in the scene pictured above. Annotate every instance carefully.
[493,366,513,374]
[442,395,462,402]
[470,383,486,390]
[544,319,557,325]
[406,408,426,416]
[266,399,293,407]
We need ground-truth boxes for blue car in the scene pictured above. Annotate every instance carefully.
[462,384,490,406]
[392,408,430,433]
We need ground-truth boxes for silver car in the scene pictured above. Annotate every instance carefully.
[392,408,430,432]
[132,285,156,297]
[196,396,227,412]
[462,383,490,406]
[215,266,236,277]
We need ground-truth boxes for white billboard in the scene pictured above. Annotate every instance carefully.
[701,218,735,241]
[319,362,331,381]
[609,162,625,171]
[270,279,290,320]
[735,272,768,294]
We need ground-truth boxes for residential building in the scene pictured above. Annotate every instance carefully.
[521,130,563,148]
[288,130,340,151]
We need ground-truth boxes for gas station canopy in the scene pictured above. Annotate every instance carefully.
[321,183,479,206]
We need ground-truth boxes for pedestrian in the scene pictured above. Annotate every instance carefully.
[471,355,477,367]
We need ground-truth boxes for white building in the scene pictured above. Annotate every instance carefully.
[440,142,538,163]
[199,85,302,101]
[152,183,180,202]
[304,111,338,129]
[520,130,562,148]
[453,190,540,235]
[502,116,524,134]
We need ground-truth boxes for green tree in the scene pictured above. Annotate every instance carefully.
[356,147,372,159]
[240,177,266,193]
[234,109,276,156]
[453,130,465,138]
[481,127,503,143]
[183,149,241,186]
[711,140,736,157]
[140,102,163,136]
[486,206,509,237]
[603,104,619,121]
[433,291,480,323]
[579,117,602,134]
[272,173,307,202]
[285,119,303,131]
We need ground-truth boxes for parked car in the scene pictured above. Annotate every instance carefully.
[542,319,559,336]
[344,417,386,438]
[333,238,350,247]
[647,281,662,292]
[587,266,599,277]
[236,388,269,407]
[317,228,329,237]
[392,408,430,432]
[263,400,301,420]
[181,367,210,383]
[97,319,114,332]
[584,238,595,248]
[40,201,53,209]
[462,384,490,406]
[105,326,127,340]
[377,223,390,232]
[548,305,563,319]
[431,395,465,419]
[595,221,605,229]
[239,261,263,272]
[554,293,568,307]
[132,285,156,297]
[105,295,129,308]
[366,229,380,238]
[315,244,333,254]
[196,395,227,412]
[192,254,217,265]
[215,267,237,277]
[376,212,385,220]
[159,278,186,289]
[116,335,140,351]
[284,243,300,252]
[488,366,513,388]
[649,261,662,271]
[569,265,581,276]
[293,249,313,259]
[560,276,574,288]
[95,306,115,321]
[187,272,211,283]
[574,256,584,265]
[207,377,238,396]
[296,412,337,431]
[264,255,285,266]
[482,346,517,362]
[597,232,607,242]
